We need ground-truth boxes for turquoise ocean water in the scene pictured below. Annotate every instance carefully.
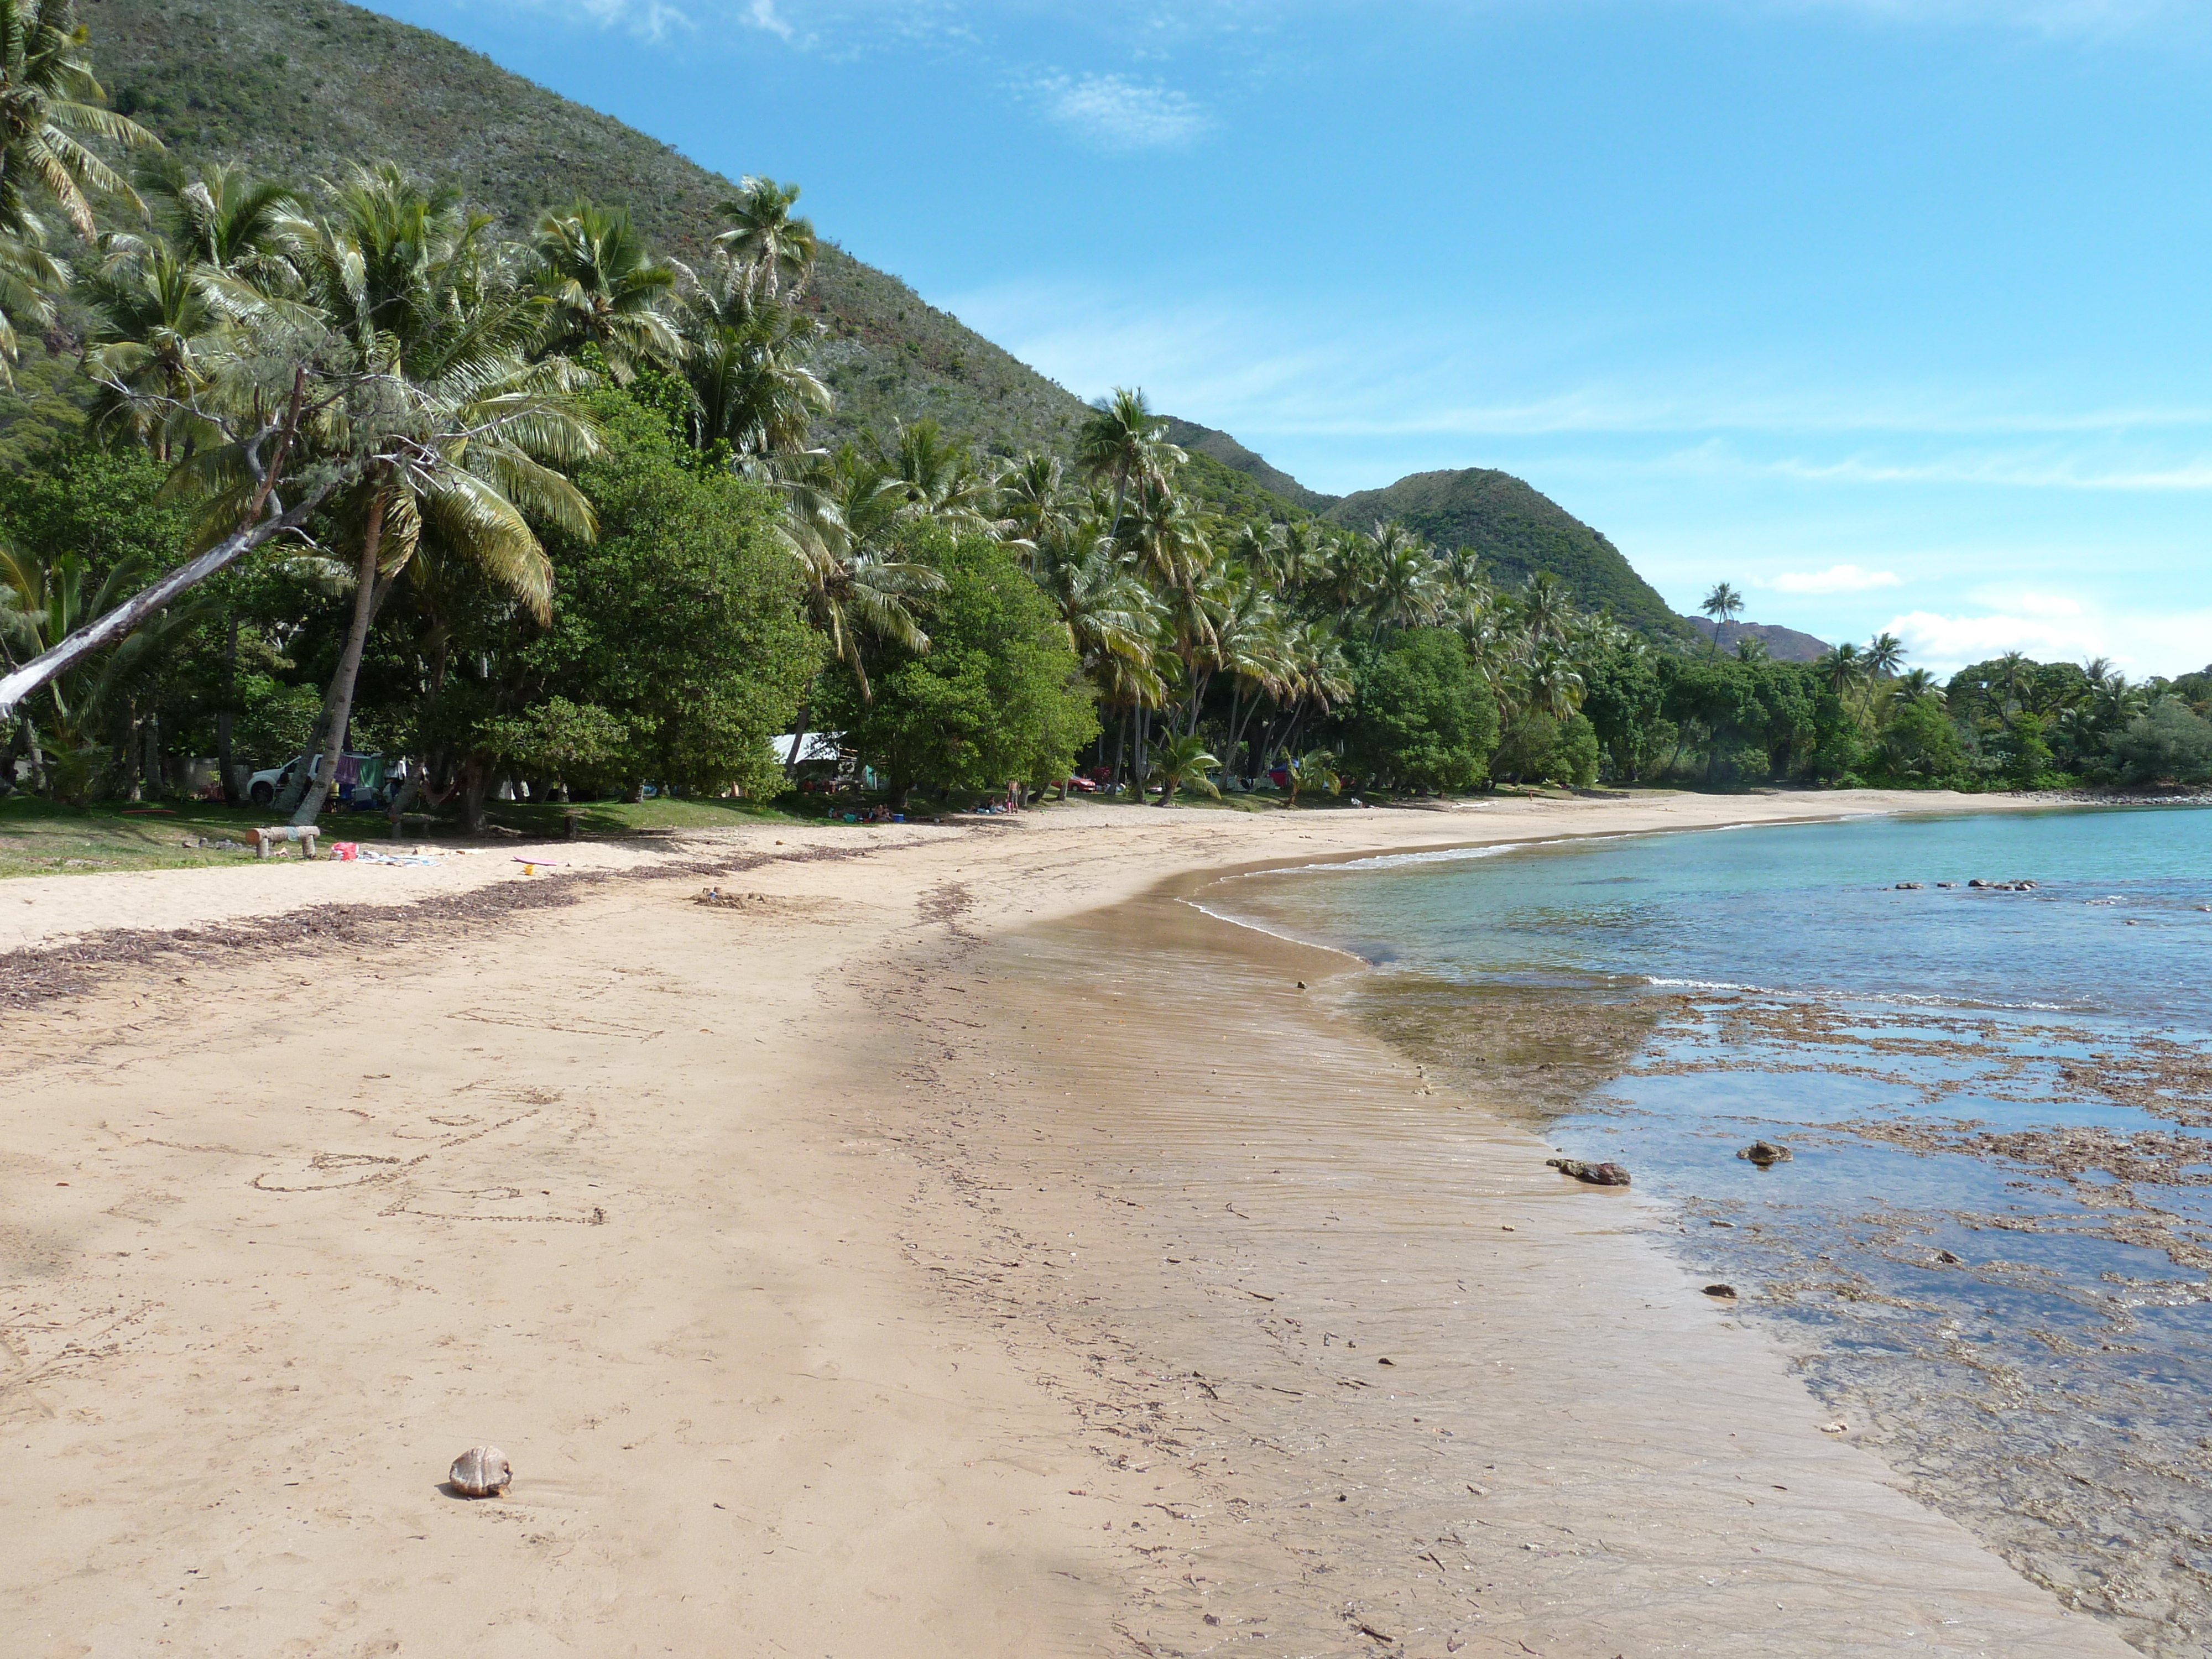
[1218,806,2212,1651]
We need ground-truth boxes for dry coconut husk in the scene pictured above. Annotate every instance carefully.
[450,1446,512,1497]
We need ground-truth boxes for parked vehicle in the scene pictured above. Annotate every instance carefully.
[247,751,389,809]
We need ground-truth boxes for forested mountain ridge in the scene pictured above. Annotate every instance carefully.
[1323,469,1694,640]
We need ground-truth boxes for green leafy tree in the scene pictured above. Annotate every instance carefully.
[1342,627,1498,792]
[444,393,820,821]
[1876,693,1962,780]
[822,529,1097,809]
[2107,701,2212,784]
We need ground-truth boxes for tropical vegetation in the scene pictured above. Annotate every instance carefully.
[1,2,2208,834]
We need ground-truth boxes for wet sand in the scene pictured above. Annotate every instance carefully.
[0,789,2134,1656]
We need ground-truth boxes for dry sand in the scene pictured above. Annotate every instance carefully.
[0,789,2137,1657]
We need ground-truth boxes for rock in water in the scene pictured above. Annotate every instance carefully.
[450,1446,512,1498]
[1546,1156,1632,1187]
[1736,1140,1793,1167]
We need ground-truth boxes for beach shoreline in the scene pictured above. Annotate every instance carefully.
[0,789,2137,1657]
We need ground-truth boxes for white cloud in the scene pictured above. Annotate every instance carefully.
[1769,564,1902,594]
[1885,604,2212,678]
[1032,73,1211,150]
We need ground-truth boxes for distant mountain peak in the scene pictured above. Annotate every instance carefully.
[1683,617,1830,662]
[1160,419,1338,513]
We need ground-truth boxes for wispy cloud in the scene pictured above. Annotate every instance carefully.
[1749,453,2212,491]
[538,0,694,41]
[1768,564,1902,594]
[744,0,795,39]
[1031,72,1211,150]
[1775,0,2195,39]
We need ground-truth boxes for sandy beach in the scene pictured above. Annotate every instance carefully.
[0,788,2140,1658]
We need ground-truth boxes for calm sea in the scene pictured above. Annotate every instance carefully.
[1216,806,2212,1653]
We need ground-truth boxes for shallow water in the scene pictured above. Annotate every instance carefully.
[1214,805,2212,1653]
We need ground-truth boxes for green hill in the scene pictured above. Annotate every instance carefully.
[78,0,1093,462]
[1323,468,1693,639]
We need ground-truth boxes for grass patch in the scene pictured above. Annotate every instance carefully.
[0,797,283,879]
[0,791,804,880]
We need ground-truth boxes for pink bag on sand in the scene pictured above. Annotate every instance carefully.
[331,842,359,860]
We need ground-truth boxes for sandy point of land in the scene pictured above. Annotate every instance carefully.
[0,789,2131,1658]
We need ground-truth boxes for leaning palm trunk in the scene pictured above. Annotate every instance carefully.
[293,491,387,825]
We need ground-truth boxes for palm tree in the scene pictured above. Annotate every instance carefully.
[1992,649,2034,713]
[1074,386,1182,535]
[80,229,213,457]
[876,419,1005,535]
[714,176,816,298]
[1032,527,1160,682]
[1260,618,1352,768]
[1521,571,1576,645]
[1816,640,1865,700]
[1283,748,1340,807]
[775,444,945,729]
[1524,643,1587,719]
[998,450,1074,557]
[0,0,160,375]
[1863,631,1905,680]
[0,0,158,238]
[677,254,830,463]
[1699,581,1744,652]
[1147,731,1219,807]
[272,165,601,825]
[1363,522,1444,640]
[530,199,681,380]
[144,158,299,284]
[0,544,205,799]
[1217,581,1292,771]
[1895,667,1943,705]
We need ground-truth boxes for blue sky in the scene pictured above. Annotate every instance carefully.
[385,0,2212,675]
